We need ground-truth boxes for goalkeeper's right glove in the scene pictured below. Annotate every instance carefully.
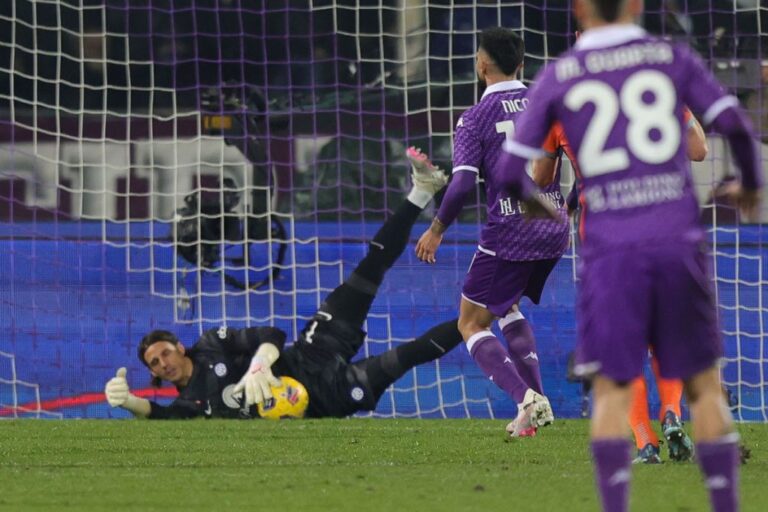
[232,356,282,407]
[104,367,150,417]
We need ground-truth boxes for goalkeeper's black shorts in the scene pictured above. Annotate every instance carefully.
[278,312,377,418]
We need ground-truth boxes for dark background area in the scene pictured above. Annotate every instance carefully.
[0,0,764,116]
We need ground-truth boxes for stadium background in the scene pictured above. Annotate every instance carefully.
[0,1,766,421]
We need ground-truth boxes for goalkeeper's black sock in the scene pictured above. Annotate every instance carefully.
[350,199,422,290]
[320,200,422,328]
[366,319,462,397]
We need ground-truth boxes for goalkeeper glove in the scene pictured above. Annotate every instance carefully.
[233,344,281,407]
[104,367,150,417]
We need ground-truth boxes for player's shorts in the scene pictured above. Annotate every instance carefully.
[574,242,721,383]
[461,248,559,317]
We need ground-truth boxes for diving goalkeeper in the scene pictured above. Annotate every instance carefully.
[104,150,557,419]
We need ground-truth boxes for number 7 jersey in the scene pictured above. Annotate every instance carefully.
[504,25,752,252]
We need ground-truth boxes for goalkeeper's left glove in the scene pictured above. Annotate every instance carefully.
[104,367,151,418]
[233,343,281,407]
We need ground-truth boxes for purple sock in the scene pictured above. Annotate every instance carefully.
[499,312,543,394]
[697,434,740,512]
[591,439,631,512]
[467,331,528,403]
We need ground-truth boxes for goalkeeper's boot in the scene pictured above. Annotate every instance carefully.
[506,389,554,438]
[407,146,447,195]
[662,410,694,462]
[632,443,662,464]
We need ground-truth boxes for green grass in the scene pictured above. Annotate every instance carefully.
[0,419,766,511]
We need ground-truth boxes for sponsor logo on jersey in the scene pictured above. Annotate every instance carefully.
[222,384,242,409]
[214,362,227,377]
[350,387,365,402]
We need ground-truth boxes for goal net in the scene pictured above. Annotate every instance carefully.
[0,0,765,421]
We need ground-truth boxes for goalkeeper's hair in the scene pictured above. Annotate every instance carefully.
[479,27,524,76]
[589,0,627,22]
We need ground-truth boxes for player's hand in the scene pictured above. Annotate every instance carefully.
[416,229,443,264]
[104,367,131,407]
[233,357,282,407]
[717,181,762,222]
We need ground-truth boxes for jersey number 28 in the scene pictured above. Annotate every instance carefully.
[564,70,681,177]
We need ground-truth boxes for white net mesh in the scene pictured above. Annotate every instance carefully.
[0,1,765,420]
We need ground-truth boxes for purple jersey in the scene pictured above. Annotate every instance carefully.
[438,80,568,261]
[502,25,761,253]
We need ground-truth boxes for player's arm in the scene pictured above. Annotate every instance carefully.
[496,75,560,218]
[415,171,475,263]
[531,123,565,187]
[495,135,563,222]
[532,156,557,187]
[104,367,151,418]
[565,185,580,216]
[707,105,761,220]
[684,107,708,162]
[682,46,762,220]
[415,115,481,263]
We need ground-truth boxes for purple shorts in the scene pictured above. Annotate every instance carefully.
[574,242,721,382]
[461,248,559,317]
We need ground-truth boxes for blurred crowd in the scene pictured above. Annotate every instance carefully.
[0,0,763,127]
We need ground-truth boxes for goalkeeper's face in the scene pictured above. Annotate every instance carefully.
[143,341,190,385]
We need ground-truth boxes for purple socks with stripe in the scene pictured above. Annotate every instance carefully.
[697,434,740,512]
[591,438,632,512]
[499,310,543,394]
[467,331,528,404]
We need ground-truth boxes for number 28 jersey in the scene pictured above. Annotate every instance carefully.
[508,25,742,251]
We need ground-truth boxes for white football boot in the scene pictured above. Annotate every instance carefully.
[406,146,447,196]
[506,389,554,438]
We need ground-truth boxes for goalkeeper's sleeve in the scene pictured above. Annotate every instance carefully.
[104,367,151,418]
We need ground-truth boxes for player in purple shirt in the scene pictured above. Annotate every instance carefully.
[415,27,568,438]
[497,1,762,511]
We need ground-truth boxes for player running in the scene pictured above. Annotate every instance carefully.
[496,1,761,511]
[414,27,569,438]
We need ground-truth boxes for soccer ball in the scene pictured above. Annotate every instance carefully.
[257,376,309,419]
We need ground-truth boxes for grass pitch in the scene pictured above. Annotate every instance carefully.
[1,419,766,511]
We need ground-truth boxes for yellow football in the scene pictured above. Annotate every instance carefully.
[257,376,309,419]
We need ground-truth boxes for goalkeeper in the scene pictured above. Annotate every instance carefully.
[105,151,555,419]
